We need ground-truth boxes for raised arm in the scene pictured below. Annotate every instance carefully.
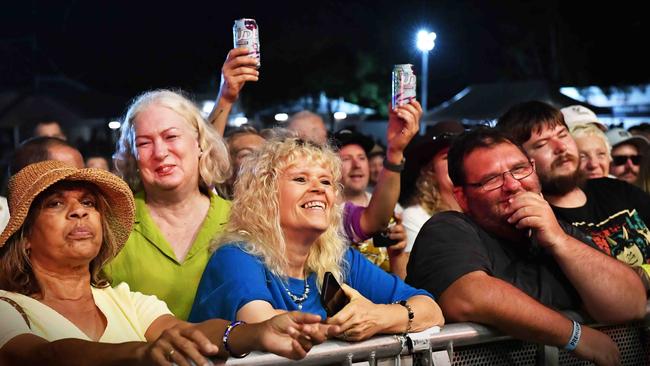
[441,271,620,365]
[208,47,260,135]
[360,101,421,234]
[508,191,647,323]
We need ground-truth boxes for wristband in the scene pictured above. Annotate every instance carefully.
[383,158,405,173]
[223,320,249,358]
[395,300,414,334]
[564,320,581,351]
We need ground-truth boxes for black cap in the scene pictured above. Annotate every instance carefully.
[332,129,375,155]
[399,120,465,206]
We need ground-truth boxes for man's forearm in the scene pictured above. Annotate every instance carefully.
[208,97,233,136]
[361,150,403,234]
[549,236,646,323]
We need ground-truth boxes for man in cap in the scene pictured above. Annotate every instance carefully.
[399,120,464,254]
[606,128,649,184]
[367,144,385,192]
[497,101,650,287]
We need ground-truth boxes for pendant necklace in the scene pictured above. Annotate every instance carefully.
[282,276,310,310]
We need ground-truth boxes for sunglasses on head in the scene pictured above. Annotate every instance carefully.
[611,155,642,166]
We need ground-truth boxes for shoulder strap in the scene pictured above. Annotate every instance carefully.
[0,296,31,329]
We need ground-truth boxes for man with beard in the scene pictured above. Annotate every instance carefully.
[497,101,650,286]
[406,127,645,365]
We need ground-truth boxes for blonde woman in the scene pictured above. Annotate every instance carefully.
[104,89,231,320]
[570,124,612,180]
[189,136,444,341]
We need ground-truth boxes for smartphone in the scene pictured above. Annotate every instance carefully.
[320,272,349,317]
[372,216,399,247]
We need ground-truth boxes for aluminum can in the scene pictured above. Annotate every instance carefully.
[392,64,416,107]
[233,18,261,67]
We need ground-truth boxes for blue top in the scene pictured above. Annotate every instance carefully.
[188,244,432,322]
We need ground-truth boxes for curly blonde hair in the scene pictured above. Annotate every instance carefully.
[408,159,452,216]
[213,135,348,287]
[113,89,231,192]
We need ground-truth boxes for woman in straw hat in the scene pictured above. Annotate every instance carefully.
[0,161,338,364]
[189,137,444,342]
[104,89,232,320]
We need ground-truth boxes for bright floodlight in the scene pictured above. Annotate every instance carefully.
[233,116,248,126]
[108,121,121,130]
[202,100,215,114]
[333,111,347,120]
[275,113,289,122]
[416,30,436,52]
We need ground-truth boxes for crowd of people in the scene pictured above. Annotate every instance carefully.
[1,47,649,366]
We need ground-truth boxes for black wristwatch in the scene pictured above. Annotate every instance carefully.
[383,157,405,173]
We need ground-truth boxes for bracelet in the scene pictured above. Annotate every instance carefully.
[564,320,582,351]
[395,300,414,334]
[223,320,250,358]
[383,158,405,173]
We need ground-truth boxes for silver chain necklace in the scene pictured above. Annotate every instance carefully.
[282,278,310,310]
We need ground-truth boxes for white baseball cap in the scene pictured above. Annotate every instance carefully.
[605,128,649,150]
[561,105,607,132]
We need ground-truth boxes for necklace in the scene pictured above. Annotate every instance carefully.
[282,277,310,310]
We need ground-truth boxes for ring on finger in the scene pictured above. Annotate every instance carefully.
[165,348,176,361]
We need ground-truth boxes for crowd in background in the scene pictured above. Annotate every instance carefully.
[1,47,650,366]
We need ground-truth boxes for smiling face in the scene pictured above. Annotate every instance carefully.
[26,183,103,270]
[610,143,641,183]
[339,144,369,197]
[278,161,335,244]
[521,124,580,195]
[133,103,201,194]
[454,142,541,238]
[575,134,611,179]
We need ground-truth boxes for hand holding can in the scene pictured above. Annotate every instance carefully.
[233,18,261,68]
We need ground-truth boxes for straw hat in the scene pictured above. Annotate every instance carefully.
[0,160,135,253]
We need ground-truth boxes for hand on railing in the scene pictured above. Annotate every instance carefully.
[573,325,621,366]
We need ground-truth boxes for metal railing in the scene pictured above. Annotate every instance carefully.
[221,302,650,365]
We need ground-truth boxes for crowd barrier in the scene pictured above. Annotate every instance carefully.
[221,302,650,365]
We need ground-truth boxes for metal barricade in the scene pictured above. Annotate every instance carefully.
[222,303,650,366]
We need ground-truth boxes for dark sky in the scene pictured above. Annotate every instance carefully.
[1,0,648,112]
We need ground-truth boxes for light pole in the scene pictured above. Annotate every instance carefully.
[416,30,436,132]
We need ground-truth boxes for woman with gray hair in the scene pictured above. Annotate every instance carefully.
[104,89,232,320]
[570,123,612,180]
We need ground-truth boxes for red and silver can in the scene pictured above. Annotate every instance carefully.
[233,18,261,67]
[392,64,416,107]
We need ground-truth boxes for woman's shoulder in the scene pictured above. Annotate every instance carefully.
[209,242,263,267]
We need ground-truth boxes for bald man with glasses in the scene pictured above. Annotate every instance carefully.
[406,127,646,366]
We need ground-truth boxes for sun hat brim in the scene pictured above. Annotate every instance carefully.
[0,160,135,256]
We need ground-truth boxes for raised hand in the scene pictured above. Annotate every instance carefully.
[218,47,260,104]
[385,100,422,157]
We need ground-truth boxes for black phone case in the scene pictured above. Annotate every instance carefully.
[320,272,349,317]
[372,231,399,247]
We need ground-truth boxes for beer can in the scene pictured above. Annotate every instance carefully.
[233,18,261,67]
[392,64,416,107]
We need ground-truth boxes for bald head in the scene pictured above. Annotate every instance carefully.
[11,136,84,174]
[287,111,328,145]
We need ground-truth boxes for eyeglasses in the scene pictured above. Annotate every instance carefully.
[465,161,535,191]
[611,155,642,166]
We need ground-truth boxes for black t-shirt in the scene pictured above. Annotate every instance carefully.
[552,178,650,267]
[405,211,596,311]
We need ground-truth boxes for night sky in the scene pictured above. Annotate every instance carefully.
[1,0,648,113]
